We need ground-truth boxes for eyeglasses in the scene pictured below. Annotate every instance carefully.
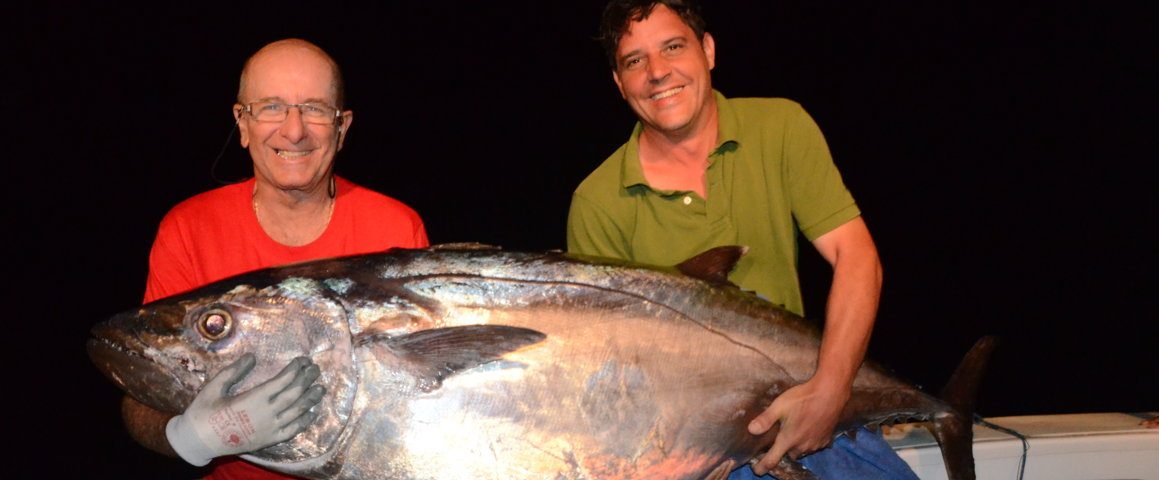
[239,101,341,125]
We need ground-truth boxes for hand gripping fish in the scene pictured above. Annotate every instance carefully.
[88,244,995,480]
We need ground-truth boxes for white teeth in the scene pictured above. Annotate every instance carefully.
[651,87,683,100]
[277,150,310,158]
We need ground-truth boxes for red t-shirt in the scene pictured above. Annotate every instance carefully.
[142,176,429,479]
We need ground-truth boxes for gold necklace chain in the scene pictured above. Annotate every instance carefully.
[252,186,335,245]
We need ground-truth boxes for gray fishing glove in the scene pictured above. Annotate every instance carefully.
[165,354,326,466]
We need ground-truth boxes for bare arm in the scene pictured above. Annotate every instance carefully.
[810,215,882,413]
[749,217,883,474]
[121,395,179,457]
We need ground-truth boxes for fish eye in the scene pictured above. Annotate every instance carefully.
[196,308,233,340]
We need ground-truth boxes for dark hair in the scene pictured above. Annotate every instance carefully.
[597,0,707,69]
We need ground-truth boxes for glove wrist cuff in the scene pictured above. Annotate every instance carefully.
[165,415,215,467]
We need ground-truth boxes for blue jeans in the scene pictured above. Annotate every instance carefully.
[727,427,918,480]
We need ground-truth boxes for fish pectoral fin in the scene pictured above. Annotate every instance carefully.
[385,325,546,389]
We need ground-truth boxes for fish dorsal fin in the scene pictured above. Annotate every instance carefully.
[676,245,748,287]
[429,242,501,251]
[378,325,545,392]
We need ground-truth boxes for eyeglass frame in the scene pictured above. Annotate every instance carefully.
[235,100,345,126]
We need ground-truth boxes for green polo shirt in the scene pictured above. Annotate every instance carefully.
[567,91,860,316]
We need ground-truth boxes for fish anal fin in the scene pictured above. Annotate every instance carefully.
[676,246,748,287]
[767,456,818,480]
[373,325,546,392]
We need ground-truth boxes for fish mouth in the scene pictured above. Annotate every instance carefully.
[86,321,197,413]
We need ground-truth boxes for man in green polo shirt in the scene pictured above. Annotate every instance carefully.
[567,1,912,478]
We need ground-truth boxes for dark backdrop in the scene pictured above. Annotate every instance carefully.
[12,2,1155,478]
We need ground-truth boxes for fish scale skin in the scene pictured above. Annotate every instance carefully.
[89,245,980,480]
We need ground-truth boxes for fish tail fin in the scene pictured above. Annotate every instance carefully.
[930,335,1000,480]
[938,335,1000,416]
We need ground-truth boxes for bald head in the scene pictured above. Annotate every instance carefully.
[237,38,345,109]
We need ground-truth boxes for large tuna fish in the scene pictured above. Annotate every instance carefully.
[87,244,994,480]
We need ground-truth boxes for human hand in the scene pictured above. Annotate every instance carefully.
[746,379,848,475]
[165,354,326,466]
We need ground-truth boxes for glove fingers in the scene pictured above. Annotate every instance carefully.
[267,361,321,407]
[273,384,327,442]
[275,410,321,443]
[203,353,257,396]
[238,356,312,404]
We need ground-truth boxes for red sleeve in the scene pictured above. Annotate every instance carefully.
[143,214,199,303]
[412,215,430,248]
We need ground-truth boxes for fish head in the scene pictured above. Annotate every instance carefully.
[88,274,359,463]
[88,299,203,412]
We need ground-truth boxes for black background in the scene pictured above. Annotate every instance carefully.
[12,2,1156,478]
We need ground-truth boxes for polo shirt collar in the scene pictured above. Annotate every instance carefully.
[712,90,742,155]
[620,122,649,188]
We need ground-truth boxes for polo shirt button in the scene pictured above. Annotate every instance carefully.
[683,196,692,205]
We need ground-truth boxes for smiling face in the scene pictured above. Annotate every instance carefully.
[234,41,353,194]
[612,5,716,140]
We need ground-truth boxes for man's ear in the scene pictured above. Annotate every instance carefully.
[233,105,249,148]
[612,69,626,99]
[336,111,354,151]
[702,32,716,71]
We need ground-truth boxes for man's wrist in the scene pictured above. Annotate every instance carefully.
[165,415,215,467]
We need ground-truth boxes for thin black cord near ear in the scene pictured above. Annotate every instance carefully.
[209,123,245,186]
